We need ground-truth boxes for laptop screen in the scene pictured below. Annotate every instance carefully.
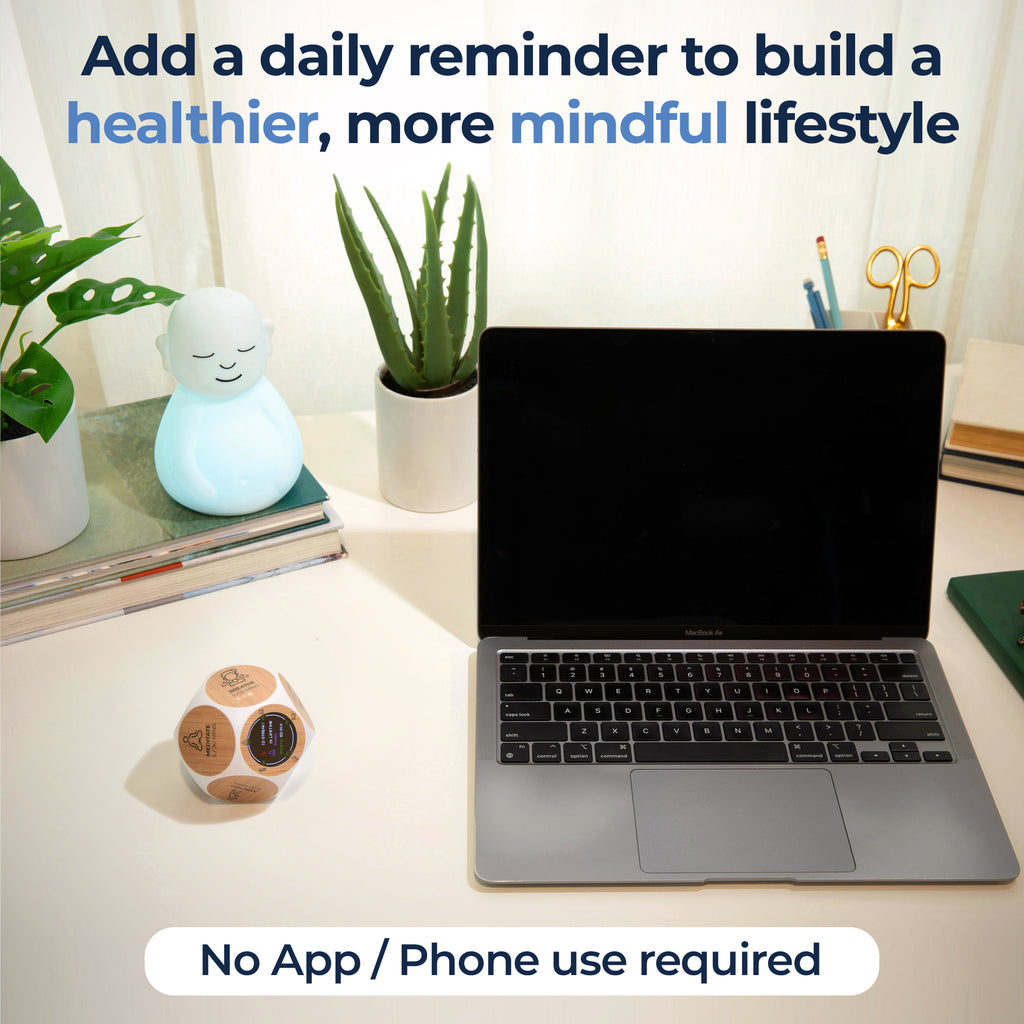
[477,328,945,641]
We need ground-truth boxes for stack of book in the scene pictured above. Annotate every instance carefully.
[1,396,346,644]
[941,338,1024,495]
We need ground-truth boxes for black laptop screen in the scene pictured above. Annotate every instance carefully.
[477,328,945,641]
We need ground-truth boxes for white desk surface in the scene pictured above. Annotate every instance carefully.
[2,410,1023,1024]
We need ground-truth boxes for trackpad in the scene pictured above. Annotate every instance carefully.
[631,769,855,874]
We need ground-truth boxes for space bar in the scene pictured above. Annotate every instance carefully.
[634,742,789,763]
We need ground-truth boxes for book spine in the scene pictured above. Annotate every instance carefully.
[947,581,1024,699]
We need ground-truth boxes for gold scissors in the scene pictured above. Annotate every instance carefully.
[866,244,940,330]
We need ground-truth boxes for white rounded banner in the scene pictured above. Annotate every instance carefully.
[146,926,878,996]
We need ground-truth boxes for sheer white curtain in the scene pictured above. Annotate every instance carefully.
[4,0,1021,416]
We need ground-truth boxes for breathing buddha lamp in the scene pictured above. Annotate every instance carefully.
[177,665,315,803]
[154,287,303,515]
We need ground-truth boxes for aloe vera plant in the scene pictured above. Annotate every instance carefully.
[334,164,487,395]
[1,156,181,442]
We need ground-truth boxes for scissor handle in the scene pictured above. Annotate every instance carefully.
[865,245,904,289]
[866,246,903,327]
[902,245,940,289]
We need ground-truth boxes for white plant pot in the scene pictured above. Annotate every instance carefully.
[1,401,90,560]
[373,365,477,513]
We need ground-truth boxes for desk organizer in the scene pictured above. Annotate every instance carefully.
[809,309,916,330]
[176,664,314,802]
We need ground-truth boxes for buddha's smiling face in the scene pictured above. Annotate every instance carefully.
[158,288,271,398]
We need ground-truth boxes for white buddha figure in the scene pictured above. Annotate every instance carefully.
[154,288,303,515]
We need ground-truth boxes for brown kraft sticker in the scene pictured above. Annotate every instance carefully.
[204,665,278,708]
[206,776,279,803]
[178,705,235,777]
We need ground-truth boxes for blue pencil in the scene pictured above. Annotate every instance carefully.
[804,279,829,328]
[816,235,843,329]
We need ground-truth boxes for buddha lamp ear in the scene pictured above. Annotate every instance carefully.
[156,331,172,373]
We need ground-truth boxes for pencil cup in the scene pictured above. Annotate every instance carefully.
[806,310,914,330]
[176,664,314,802]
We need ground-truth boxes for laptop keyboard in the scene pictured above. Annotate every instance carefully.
[497,650,954,766]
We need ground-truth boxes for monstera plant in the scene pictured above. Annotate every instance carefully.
[1,156,181,443]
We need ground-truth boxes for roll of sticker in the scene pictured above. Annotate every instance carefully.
[176,665,314,803]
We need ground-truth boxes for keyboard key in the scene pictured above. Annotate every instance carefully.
[881,666,926,684]
[814,722,846,741]
[724,683,753,700]
[753,683,782,700]
[654,652,685,663]
[900,682,930,701]
[606,683,633,700]
[763,665,792,682]
[563,743,593,763]
[792,665,821,683]
[574,683,604,700]
[777,653,807,663]
[588,664,617,682]
[664,683,692,700]
[562,652,591,663]
[789,742,826,762]
[883,701,937,721]
[854,701,885,721]
[705,702,733,720]
[583,701,612,720]
[782,682,811,700]
[724,723,754,741]
[530,663,557,682]
[545,683,573,700]
[754,721,784,741]
[676,664,704,682]
[861,750,890,762]
[552,702,582,721]
[559,664,587,682]
[532,743,561,763]
[839,652,868,663]
[595,743,632,762]
[875,722,945,741]
[695,683,723,700]
[869,652,900,663]
[823,701,854,721]
[624,652,653,663]
[892,750,922,763]
[662,723,691,741]
[635,683,663,700]
[570,722,599,740]
[531,652,559,663]
[812,683,841,700]
[809,652,838,663]
[705,665,734,682]
[674,702,702,720]
[592,652,622,663]
[870,682,900,701]
[734,665,762,683]
[923,750,954,763]
[693,722,723,741]
[851,665,880,682]
[644,702,673,720]
[501,702,552,721]
[784,722,814,741]
[499,682,543,701]
[500,743,530,763]
[735,701,764,721]
[500,652,528,663]
[765,703,794,720]
[746,652,776,664]
[845,721,876,742]
[601,722,630,741]
[613,701,642,720]
[617,664,646,682]
[499,663,528,681]
[794,701,824,720]
[646,665,674,683]
[634,742,788,763]
[631,722,661,741]
[828,742,858,762]
[822,665,850,682]
[501,723,567,742]
[717,652,744,663]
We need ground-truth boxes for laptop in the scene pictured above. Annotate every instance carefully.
[473,327,1019,885]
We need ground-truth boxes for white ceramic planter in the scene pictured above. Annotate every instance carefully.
[373,365,477,513]
[1,400,90,560]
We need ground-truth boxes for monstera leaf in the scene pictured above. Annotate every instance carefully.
[48,277,181,325]
[0,155,182,442]
[1,343,74,442]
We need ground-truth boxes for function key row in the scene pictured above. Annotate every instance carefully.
[499,660,922,686]
[500,650,918,666]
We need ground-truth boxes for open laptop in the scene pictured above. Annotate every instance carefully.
[473,327,1019,885]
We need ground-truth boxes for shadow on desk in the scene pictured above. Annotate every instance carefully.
[345,529,477,646]
[125,741,270,824]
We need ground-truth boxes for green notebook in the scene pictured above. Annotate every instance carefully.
[947,569,1024,700]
